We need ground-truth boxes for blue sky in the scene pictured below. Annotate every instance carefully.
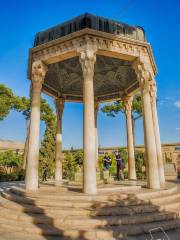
[0,0,179,149]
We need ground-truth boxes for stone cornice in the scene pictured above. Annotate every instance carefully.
[28,28,157,80]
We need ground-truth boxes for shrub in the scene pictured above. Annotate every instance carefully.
[73,150,83,165]
[63,152,77,180]
[0,151,24,182]
[135,151,146,180]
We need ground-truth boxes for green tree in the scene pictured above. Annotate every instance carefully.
[0,84,15,120]
[12,96,31,169]
[0,84,57,180]
[12,95,57,178]
[39,100,56,179]
[101,95,142,144]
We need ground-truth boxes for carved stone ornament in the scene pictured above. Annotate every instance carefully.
[31,61,48,90]
[123,96,133,117]
[132,58,154,95]
[149,80,157,104]
[79,50,96,78]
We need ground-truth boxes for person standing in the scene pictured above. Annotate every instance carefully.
[115,151,124,181]
[42,164,48,182]
[103,152,112,170]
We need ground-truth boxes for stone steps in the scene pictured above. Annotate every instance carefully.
[0,195,159,217]
[0,203,176,227]
[0,198,132,216]
[0,216,179,239]
[159,197,180,213]
[134,185,177,199]
[1,191,146,208]
[0,184,180,239]
[9,185,179,201]
[150,191,180,204]
[9,187,130,201]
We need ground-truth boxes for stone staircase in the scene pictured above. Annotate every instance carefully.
[0,184,180,240]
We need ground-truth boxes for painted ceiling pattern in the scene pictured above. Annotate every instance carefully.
[44,55,137,99]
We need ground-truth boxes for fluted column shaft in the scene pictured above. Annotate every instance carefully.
[55,98,65,185]
[94,102,99,168]
[25,61,48,191]
[80,50,97,194]
[150,83,165,184]
[124,96,136,180]
[133,60,160,189]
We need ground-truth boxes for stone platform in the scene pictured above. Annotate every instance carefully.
[0,181,180,239]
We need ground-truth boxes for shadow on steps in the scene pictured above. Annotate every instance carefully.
[0,183,180,240]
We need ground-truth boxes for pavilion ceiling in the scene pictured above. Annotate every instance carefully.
[44,55,138,101]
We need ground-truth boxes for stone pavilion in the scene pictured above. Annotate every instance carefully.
[26,13,165,194]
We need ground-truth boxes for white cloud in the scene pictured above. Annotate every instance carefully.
[175,101,180,108]
[176,127,180,130]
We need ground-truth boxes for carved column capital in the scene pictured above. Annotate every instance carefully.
[31,61,48,91]
[123,96,133,117]
[133,59,157,103]
[149,80,157,104]
[79,49,96,78]
[133,59,153,93]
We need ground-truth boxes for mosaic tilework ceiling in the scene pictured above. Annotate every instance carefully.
[44,55,137,100]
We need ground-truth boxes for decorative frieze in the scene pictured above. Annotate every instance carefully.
[31,32,150,68]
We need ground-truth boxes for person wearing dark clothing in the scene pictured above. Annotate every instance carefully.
[42,165,48,182]
[103,152,112,170]
[115,151,124,180]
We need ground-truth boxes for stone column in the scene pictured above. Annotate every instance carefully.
[94,101,99,169]
[150,82,165,184]
[55,98,65,185]
[80,49,97,194]
[133,60,160,189]
[25,61,48,191]
[124,96,136,180]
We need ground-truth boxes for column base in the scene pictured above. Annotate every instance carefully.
[83,189,97,195]
[83,184,97,195]
[55,180,64,187]
[25,177,39,191]
[25,185,39,192]
[147,183,161,190]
